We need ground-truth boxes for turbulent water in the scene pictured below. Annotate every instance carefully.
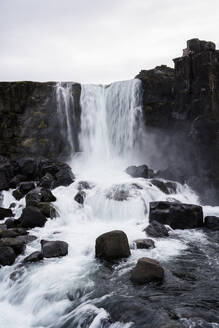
[1,79,219,328]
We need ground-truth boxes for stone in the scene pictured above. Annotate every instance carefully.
[134,238,155,249]
[204,216,219,230]
[0,228,27,238]
[41,240,68,258]
[95,230,131,260]
[40,172,54,189]
[0,237,26,255]
[145,221,169,238]
[125,165,149,178]
[9,175,27,188]
[0,246,16,266]
[0,207,13,220]
[19,206,47,228]
[19,181,35,195]
[41,188,56,202]
[78,181,93,190]
[5,219,19,229]
[17,157,37,179]
[25,187,42,206]
[150,179,177,194]
[23,251,43,263]
[54,165,75,188]
[130,257,164,284]
[12,189,24,201]
[74,191,86,205]
[149,201,203,229]
[34,202,58,218]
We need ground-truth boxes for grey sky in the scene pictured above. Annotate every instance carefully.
[0,0,219,83]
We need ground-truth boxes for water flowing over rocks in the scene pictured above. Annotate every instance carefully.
[23,251,43,263]
[95,230,131,261]
[149,201,203,229]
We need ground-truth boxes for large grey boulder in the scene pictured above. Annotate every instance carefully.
[19,206,47,228]
[41,240,68,258]
[130,257,164,284]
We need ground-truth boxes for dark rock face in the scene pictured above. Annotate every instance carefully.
[74,191,86,205]
[137,39,219,204]
[130,257,164,284]
[19,206,47,228]
[0,246,16,266]
[95,230,131,261]
[125,165,149,178]
[23,251,43,263]
[0,82,81,161]
[149,201,203,229]
[145,220,169,238]
[204,216,219,230]
[41,240,68,258]
[134,239,155,249]
[0,207,13,220]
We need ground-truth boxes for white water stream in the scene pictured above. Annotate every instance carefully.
[0,79,218,328]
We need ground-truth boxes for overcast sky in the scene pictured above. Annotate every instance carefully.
[0,0,219,84]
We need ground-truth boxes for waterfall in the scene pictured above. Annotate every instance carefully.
[56,82,76,156]
[79,79,142,161]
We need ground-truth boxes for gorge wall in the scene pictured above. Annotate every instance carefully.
[0,38,219,203]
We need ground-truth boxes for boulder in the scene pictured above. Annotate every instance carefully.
[19,206,47,228]
[204,216,219,230]
[74,191,86,205]
[95,230,130,260]
[149,201,203,229]
[150,179,177,194]
[130,257,164,284]
[12,189,24,200]
[125,165,149,178]
[17,157,37,179]
[25,187,56,206]
[0,237,26,255]
[134,238,155,249]
[19,182,35,195]
[145,221,169,238]
[5,219,19,229]
[0,246,16,266]
[41,240,68,258]
[9,175,27,188]
[23,251,43,263]
[34,202,58,218]
[53,164,75,188]
[0,207,13,220]
[39,172,54,189]
[41,188,56,202]
[16,235,37,244]
[0,228,27,238]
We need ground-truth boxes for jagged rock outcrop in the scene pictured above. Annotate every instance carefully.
[0,82,81,160]
[136,39,219,204]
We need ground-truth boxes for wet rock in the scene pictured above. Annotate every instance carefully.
[5,219,19,229]
[130,257,164,284]
[95,230,131,260]
[0,207,13,220]
[39,172,54,189]
[0,228,27,238]
[23,251,43,263]
[204,216,219,230]
[25,187,56,206]
[74,191,86,205]
[17,157,37,179]
[0,246,16,266]
[78,181,94,190]
[0,237,26,255]
[9,203,16,208]
[134,238,155,249]
[41,188,56,202]
[12,188,24,200]
[19,181,35,195]
[149,201,203,229]
[41,240,68,258]
[125,165,149,178]
[145,221,169,238]
[19,206,47,228]
[9,175,27,188]
[150,179,177,194]
[34,202,58,218]
[17,235,37,244]
[53,164,75,188]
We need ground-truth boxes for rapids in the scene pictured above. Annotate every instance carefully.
[0,79,219,328]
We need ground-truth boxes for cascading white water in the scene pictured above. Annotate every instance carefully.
[56,82,75,154]
[1,79,218,328]
[80,79,142,162]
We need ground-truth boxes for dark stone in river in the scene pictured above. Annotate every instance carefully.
[18,181,35,195]
[41,239,68,258]
[95,230,131,261]
[19,206,47,228]
[149,201,203,229]
[0,246,16,266]
[74,191,86,205]
[0,207,13,220]
[125,165,149,178]
[25,187,56,206]
[145,221,169,238]
[12,188,24,200]
[204,216,219,230]
[150,179,177,194]
[23,251,43,263]
[134,238,155,249]
[0,237,26,255]
[130,257,164,284]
